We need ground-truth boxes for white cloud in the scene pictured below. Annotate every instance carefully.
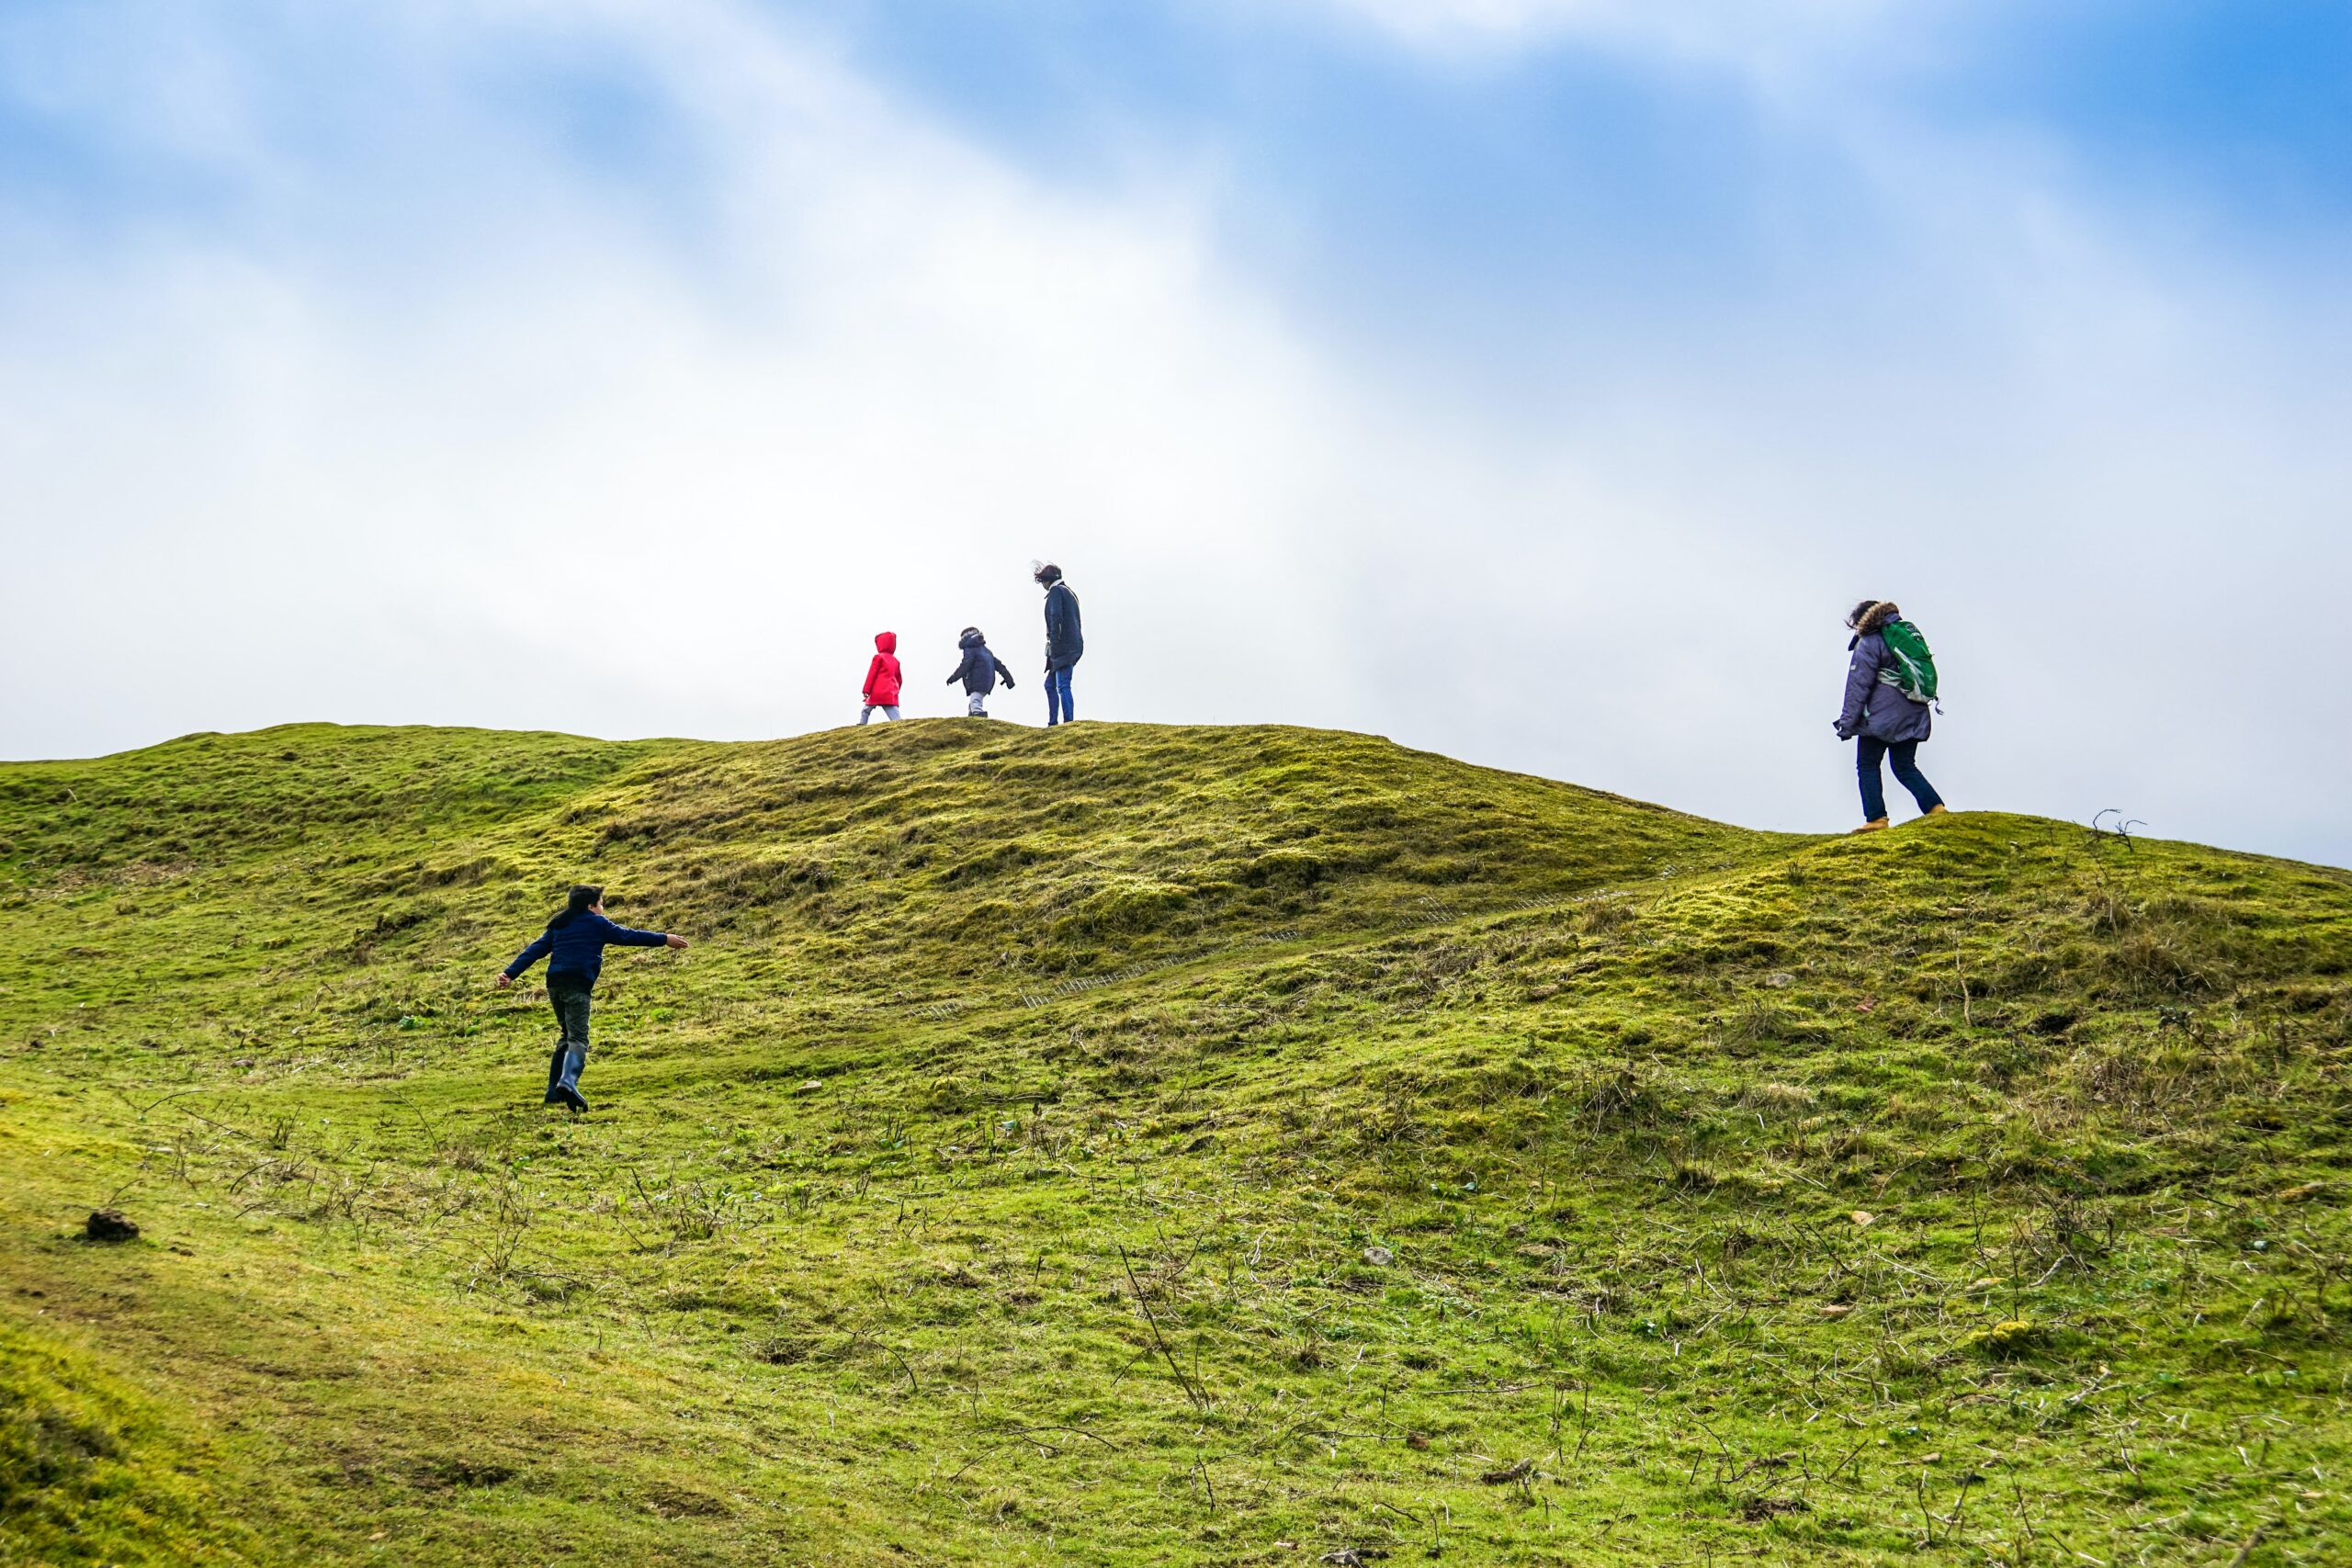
[3,0,2348,863]
[1,0,1377,747]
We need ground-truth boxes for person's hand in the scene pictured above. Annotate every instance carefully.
[666,933,689,950]
[493,972,513,988]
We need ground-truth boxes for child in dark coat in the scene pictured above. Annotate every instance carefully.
[946,627,1015,717]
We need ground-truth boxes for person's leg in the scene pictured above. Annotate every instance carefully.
[1887,741,1944,813]
[967,693,985,717]
[1855,737,1890,824]
[1046,666,1072,725]
[882,705,900,721]
[1057,666,1074,723]
[551,981,593,1110]
[859,705,875,726]
[543,987,571,1101]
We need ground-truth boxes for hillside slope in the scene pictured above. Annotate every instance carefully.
[2,721,2348,1567]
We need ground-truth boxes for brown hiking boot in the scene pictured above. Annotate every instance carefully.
[1852,818,1891,834]
[1926,804,1949,816]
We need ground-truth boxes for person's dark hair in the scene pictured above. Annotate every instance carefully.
[548,884,603,931]
[1034,562,1062,585]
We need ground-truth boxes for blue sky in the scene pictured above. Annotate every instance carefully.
[4,0,2349,863]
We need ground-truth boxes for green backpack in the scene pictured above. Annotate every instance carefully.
[1878,619,1939,706]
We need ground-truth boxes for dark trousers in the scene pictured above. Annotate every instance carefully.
[1046,665,1075,725]
[1856,737,1943,821]
[544,975,593,1099]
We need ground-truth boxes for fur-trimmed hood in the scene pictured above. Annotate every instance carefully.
[1849,600,1901,637]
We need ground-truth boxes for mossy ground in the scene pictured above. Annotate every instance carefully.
[2,720,2348,1565]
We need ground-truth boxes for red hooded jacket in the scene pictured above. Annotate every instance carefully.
[862,632,902,705]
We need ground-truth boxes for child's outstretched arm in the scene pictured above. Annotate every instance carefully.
[582,912,689,953]
[494,930,555,988]
[994,654,1016,689]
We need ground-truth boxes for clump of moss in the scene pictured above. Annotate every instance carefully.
[1960,1319,2044,1359]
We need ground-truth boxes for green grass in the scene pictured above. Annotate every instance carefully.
[3,719,2349,1565]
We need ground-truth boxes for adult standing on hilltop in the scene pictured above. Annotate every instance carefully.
[494,885,687,1112]
[1036,562,1083,726]
[1835,599,1948,833]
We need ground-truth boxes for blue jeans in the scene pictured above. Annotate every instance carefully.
[1046,665,1074,725]
[1856,737,1942,822]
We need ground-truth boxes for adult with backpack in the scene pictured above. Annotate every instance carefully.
[494,885,687,1112]
[1035,562,1082,726]
[1834,600,1948,833]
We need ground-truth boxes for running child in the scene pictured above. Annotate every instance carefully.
[495,885,687,1112]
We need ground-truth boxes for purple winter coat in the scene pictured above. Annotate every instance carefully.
[1836,626,1933,744]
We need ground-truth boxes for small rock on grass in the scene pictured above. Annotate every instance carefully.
[1363,1246,1394,1267]
[85,1209,139,1243]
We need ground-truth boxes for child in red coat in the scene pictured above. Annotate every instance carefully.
[860,632,903,723]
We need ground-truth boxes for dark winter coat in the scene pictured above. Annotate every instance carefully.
[503,911,670,987]
[947,631,1015,695]
[863,631,902,705]
[1837,610,1933,744]
[1043,581,1083,671]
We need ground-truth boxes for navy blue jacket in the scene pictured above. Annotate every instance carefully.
[947,633,1015,694]
[1043,582,1082,671]
[1837,626,1933,744]
[503,911,670,986]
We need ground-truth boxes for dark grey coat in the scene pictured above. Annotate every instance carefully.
[1043,581,1082,671]
[947,632,1014,695]
[1837,627,1933,743]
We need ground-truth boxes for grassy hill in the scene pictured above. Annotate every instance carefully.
[2,720,2348,1567]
